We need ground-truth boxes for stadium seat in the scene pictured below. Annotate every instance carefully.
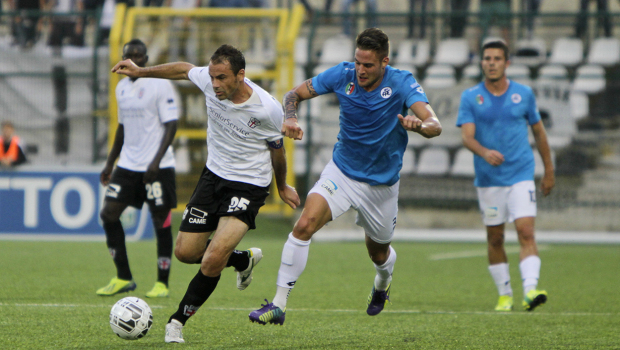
[401,147,416,174]
[313,35,354,75]
[569,92,589,120]
[549,37,583,66]
[319,35,354,65]
[435,38,470,67]
[416,146,450,176]
[511,38,547,67]
[422,64,457,89]
[391,64,418,78]
[572,64,606,94]
[586,37,620,67]
[450,147,475,177]
[463,64,481,82]
[506,64,532,85]
[538,64,568,81]
[394,39,430,67]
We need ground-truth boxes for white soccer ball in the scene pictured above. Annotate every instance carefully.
[109,297,153,340]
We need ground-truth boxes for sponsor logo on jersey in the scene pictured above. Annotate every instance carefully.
[476,94,484,105]
[321,179,338,196]
[247,117,261,128]
[167,98,174,104]
[416,86,424,94]
[511,93,522,104]
[138,88,145,99]
[345,82,355,95]
[380,87,393,98]
[105,184,121,198]
[182,207,188,220]
[208,97,228,110]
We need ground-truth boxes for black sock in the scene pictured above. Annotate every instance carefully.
[155,226,173,286]
[227,250,250,271]
[168,270,220,325]
[192,239,247,269]
[104,221,132,281]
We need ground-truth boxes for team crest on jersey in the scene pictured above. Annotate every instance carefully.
[247,117,261,128]
[476,94,484,105]
[380,87,392,99]
[511,93,522,104]
[138,88,145,99]
[345,82,355,95]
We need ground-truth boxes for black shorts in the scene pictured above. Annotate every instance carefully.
[105,166,177,211]
[179,166,270,233]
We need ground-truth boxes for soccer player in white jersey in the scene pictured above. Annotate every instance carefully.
[249,28,442,325]
[111,44,300,343]
[456,40,555,312]
[97,39,179,298]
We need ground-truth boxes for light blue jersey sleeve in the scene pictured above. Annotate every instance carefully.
[524,88,541,125]
[312,63,347,95]
[403,77,429,107]
[456,87,476,126]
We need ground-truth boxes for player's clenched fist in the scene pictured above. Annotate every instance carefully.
[398,114,423,132]
[112,59,142,78]
[281,118,304,140]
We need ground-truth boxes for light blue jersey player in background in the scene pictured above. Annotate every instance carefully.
[457,40,555,312]
[250,27,442,325]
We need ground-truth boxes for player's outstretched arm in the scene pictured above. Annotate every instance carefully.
[112,60,195,80]
[281,79,320,140]
[460,122,504,166]
[101,125,125,186]
[399,102,442,138]
[269,141,300,209]
[531,120,555,196]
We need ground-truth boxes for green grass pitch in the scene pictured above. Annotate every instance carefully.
[1,216,619,349]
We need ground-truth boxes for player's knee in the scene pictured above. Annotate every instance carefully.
[292,216,320,240]
[488,234,505,249]
[174,245,200,264]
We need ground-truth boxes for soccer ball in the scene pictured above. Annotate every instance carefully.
[109,297,153,340]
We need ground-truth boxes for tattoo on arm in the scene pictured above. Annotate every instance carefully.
[284,91,300,119]
[305,79,318,97]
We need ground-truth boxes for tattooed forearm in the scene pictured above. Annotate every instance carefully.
[284,90,300,119]
[305,79,319,97]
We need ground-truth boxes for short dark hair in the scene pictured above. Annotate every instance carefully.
[356,28,390,60]
[1,121,14,129]
[481,40,509,60]
[123,39,147,55]
[210,44,246,75]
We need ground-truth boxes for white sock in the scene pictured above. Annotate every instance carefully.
[374,246,396,291]
[488,263,512,296]
[520,255,541,295]
[273,233,311,310]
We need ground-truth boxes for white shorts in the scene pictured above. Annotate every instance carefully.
[476,180,537,226]
[308,160,399,244]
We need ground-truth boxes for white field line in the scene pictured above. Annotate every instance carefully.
[429,245,550,261]
[0,303,615,316]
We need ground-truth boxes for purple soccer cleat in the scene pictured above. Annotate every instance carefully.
[366,284,391,316]
[249,299,286,325]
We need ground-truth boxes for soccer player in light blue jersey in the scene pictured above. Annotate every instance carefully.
[456,40,555,312]
[250,28,442,324]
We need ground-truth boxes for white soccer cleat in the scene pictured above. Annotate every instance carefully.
[236,248,263,291]
[165,319,185,343]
